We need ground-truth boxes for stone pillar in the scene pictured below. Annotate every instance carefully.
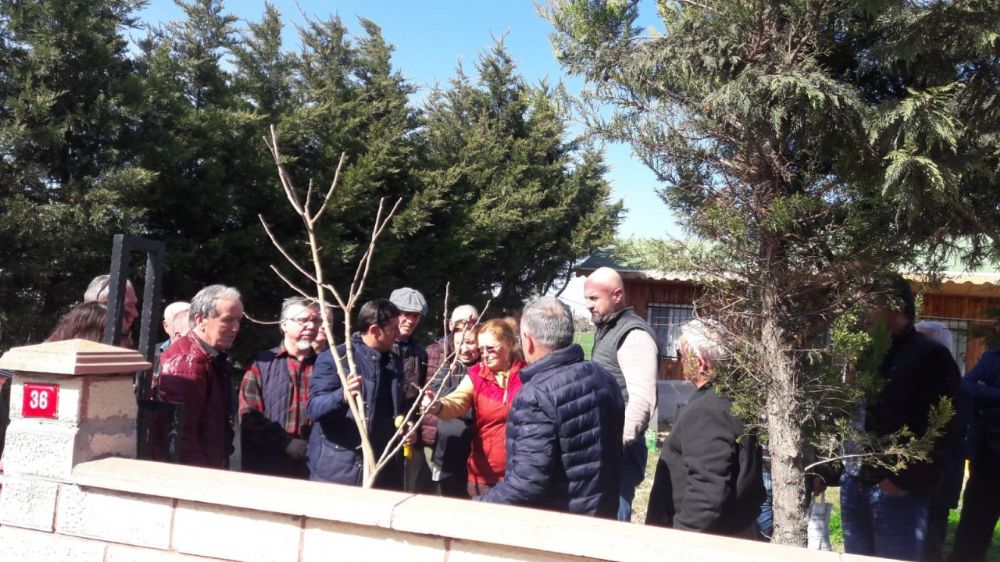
[0,339,149,531]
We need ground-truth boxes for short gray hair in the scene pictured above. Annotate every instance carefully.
[280,297,317,321]
[681,319,729,365]
[84,274,133,303]
[521,296,574,349]
[189,285,242,326]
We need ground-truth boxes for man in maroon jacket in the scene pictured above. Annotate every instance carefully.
[158,285,243,468]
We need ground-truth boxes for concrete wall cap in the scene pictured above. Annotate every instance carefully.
[0,339,151,375]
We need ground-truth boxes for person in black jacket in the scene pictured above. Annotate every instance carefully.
[478,296,624,517]
[646,318,764,537]
[840,278,960,561]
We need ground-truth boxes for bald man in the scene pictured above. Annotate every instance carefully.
[584,267,658,522]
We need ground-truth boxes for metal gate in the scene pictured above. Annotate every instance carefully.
[101,234,182,462]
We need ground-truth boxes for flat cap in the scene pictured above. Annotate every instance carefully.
[389,287,427,316]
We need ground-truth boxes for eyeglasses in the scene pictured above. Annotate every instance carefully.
[478,345,502,355]
[289,316,321,327]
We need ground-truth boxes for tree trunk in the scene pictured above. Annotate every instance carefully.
[762,287,808,546]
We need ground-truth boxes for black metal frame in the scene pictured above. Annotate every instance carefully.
[101,234,181,462]
[102,234,165,373]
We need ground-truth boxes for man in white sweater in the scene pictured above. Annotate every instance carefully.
[584,267,659,522]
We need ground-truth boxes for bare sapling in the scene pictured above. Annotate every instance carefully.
[260,125,402,486]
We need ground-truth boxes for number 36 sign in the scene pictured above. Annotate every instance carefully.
[23,383,59,418]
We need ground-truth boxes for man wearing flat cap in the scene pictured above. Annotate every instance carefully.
[389,287,431,492]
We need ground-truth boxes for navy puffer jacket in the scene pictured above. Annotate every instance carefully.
[479,344,624,517]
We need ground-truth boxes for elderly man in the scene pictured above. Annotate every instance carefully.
[84,274,139,346]
[479,296,624,517]
[425,304,479,379]
[150,301,191,395]
[158,301,191,353]
[584,266,658,521]
[422,304,479,496]
[238,297,320,478]
[157,285,243,468]
[645,319,764,536]
[840,279,960,561]
[307,299,408,489]
[389,287,431,492]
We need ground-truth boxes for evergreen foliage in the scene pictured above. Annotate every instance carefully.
[0,0,621,358]
[547,0,997,545]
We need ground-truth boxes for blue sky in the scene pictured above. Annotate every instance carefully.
[136,1,682,239]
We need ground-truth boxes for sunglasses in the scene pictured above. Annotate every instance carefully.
[478,345,502,355]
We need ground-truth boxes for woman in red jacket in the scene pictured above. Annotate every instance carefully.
[427,317,524,497]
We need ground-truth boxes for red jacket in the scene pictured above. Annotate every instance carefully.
[157,331,234,468]
[468,359,524,485]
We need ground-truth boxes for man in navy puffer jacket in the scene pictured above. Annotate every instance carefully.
[479,296,624,517]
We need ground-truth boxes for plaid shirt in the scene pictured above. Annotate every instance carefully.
[239,345,315,442]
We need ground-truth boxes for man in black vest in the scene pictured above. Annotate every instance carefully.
[585,267,658,521]
[238,297,320,478]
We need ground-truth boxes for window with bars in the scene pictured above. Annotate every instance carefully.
[647,303,694,359]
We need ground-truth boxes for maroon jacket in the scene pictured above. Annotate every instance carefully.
[158,331,234,468]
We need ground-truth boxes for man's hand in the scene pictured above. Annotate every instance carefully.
[342,374,362,402]
[878,478,908,497]
[421,389,442,416]
[285,438,308,459]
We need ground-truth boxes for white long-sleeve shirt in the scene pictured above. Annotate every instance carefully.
[617,329,659,444]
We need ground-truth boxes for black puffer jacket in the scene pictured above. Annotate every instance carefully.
[479,344,624,517]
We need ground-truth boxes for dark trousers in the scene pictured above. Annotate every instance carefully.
[436,474,468,498]
[924,504,951,562]
[950,449,1000,562]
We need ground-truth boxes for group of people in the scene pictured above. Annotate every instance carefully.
[232,267,658,519]
[15,268,1000,560]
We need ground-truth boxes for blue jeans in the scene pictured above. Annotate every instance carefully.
[755,468,773,540]
[840,474,929,561]
[618,439,648,521]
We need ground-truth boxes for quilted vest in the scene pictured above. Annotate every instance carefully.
[467,359,524,485]
[591,307,656,403]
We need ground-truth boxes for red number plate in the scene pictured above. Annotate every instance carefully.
[23,383,58,418]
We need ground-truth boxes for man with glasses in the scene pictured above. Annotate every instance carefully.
[238,297,321,478]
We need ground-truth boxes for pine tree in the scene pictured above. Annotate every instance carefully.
[547,0,994,545]
[415,42,622,314]
[0,0,151,346]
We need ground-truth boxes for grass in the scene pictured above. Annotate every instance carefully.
[574,330,595,360]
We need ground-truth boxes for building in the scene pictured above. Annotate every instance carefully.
[576,253,1000,378]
